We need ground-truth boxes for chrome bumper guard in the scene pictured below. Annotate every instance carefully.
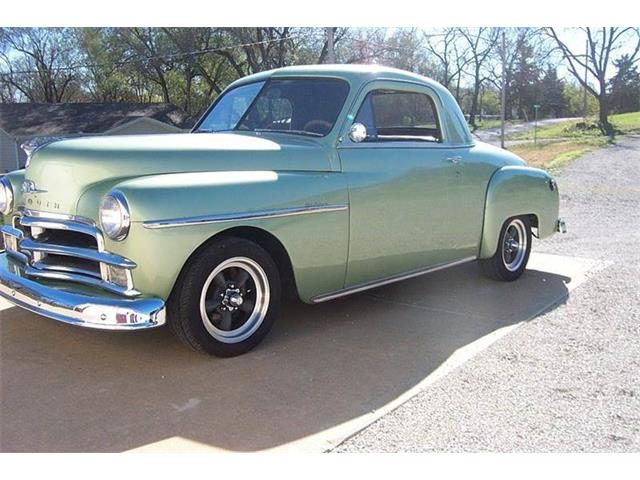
[556,218,567,234]
[0,253,165,330]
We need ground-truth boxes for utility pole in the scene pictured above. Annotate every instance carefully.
[326,27,336,64]
[533,104,540,145]
[500,29,506,149]
[582,39,588,118]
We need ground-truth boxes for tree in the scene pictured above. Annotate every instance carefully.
[424,28,470,103]
[457,27,499,129]
[608,54,640,114]
[539,67,566,118]
[548,27,640,134]
[511,38,541,120]
[377,28,433,74]
[0,27,83,102]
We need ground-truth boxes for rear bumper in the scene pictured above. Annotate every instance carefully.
[556,218,567,234]
[0,252,165,330]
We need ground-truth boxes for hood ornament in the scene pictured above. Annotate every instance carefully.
[21,136,65,168]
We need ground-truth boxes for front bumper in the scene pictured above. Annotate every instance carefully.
[0,252,165,330]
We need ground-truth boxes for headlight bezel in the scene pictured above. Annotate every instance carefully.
[0,176,14,215]
[99,190,131,241]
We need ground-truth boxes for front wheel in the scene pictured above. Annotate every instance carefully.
[478,216,532,281]
[168,237,281,357]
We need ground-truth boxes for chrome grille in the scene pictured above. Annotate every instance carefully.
[1,210,139,297]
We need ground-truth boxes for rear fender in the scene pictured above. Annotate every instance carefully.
[479,166,559,259]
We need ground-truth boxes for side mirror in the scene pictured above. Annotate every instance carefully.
[348,123,367,143]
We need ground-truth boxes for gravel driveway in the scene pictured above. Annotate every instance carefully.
[335,135,640,452]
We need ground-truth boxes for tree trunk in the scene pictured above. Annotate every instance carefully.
[598,94,613,135]
[468,78,481,130]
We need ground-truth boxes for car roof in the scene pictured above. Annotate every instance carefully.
[227,64,446,93]
[216,65,474,147]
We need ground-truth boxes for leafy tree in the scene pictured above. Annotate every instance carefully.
[378,28,432,75]
[608,54,640,114]
[549,27,640,134]
[539,67,566,118]
[563,81,599,117]
[511,38,540,120]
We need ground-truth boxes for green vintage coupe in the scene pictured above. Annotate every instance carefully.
[0,65,565,356]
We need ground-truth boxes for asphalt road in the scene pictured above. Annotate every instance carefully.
[335,135,640,452]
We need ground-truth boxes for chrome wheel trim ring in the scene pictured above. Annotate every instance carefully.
[501,218,527,272]
[199,256,270,344]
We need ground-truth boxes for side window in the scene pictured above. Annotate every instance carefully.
[354,89,441,142]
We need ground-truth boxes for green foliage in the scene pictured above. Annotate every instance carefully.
[608,55,640,114]
[539,67,566,118]
[479,89,501,116]
[1,27,638,126]
[563,83,599,117]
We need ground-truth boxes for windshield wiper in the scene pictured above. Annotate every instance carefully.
[253,129,323,138]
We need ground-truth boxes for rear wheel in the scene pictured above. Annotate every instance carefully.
[479,216,532,281]
[168,237,281,357]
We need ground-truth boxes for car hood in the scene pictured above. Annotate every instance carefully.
[22,132,333,216]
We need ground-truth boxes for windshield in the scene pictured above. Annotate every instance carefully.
[196,78,350,137]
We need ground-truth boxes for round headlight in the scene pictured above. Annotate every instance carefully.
[0,176,14,215]
[99,190,131,241]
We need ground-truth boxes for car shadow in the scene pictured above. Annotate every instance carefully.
[0,258,577,452]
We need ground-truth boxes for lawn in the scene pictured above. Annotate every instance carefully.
[508,138,610,171]
[505,111,639,170]
[508,111,640,141]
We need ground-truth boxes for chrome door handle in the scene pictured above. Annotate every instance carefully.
[446,156,462,164]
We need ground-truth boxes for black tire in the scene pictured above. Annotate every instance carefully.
[479,216,532,282]
[168,237,281,357]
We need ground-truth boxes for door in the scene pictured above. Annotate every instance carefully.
[337,81,472,287]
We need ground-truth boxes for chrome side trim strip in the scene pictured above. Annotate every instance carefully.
[311,256,477,303]
[143,204,349,230]
[19,238,136,268]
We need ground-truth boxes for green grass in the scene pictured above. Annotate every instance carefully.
[547,146,599,171]
[508,137,610,172]
[508,111,640,141]
[610,111,640,131]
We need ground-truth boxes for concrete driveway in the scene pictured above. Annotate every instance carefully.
[0,252,596,452]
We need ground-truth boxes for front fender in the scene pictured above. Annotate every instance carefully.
[88,170,349,302]
[479,166,559,259]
